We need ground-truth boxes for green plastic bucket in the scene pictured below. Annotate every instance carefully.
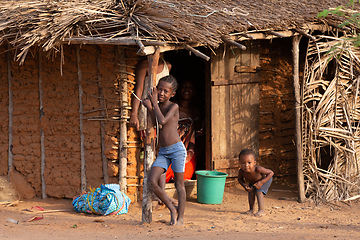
[195,170,228,204]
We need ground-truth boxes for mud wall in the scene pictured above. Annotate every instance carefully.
[258,38,297,183]
[0,48,8,176]
[0,44,141,202]
[124,50,144,202]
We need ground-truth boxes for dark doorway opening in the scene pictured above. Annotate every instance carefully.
[164,49,208,177]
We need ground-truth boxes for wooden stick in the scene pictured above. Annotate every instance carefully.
[5,200,20,207]
[222,36,246,50]
[294,29,316,40]
[142,47,160,224]
[130,28,147,55]
[39,50,47,199]
[118,46,128,193]
[267,30,285,38]
[77,45,87,193]
[327,20,351,31]
[7,46,13,181]
[343,194,360,202]
[184,45,210,61]
[97,46,108,184]
[62,37,166,46]
[292,35,306,203]
[23,209,73,214]
[239,33,255,40]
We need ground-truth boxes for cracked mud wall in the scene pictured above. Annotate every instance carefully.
[0,44,140,201]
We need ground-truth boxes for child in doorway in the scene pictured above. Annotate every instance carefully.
[238,149,274,217]
[142,75,186,226]
[129,56,177,208]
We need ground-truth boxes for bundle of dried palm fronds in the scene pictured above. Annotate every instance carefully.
[302,34,360,203]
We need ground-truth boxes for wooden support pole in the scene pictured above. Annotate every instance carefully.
[184,45,210,61]
[76,46,87,192]
[7,48,13,181]
[118,46,128,193]
[39,50,47,199]
[222,36,246,50]
[292,36,305,203]
[142,47,160,224]
[97,46,109,184]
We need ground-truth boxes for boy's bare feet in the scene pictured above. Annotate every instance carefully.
[245,209,254,215]
[152,200,166,211]
[170,198,178,207]
[175,218,184,226]
[254,210,264,217]
[170,208,178,225]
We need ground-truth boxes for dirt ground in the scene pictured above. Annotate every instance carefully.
[1,182,359,240]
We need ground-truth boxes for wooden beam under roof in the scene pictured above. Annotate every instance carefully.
[61,23,346,56]
[230,23,343,41]
[62,36,167,46]
[231,29,300,41]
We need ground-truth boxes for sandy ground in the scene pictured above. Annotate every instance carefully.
[1,182,360,240]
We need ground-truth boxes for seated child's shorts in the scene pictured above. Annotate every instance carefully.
[152,142,186,173]
[250,177,273,195]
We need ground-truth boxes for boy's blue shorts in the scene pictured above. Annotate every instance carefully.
[250,177,273,195]
[152,141,186,173]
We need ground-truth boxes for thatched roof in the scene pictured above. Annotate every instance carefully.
[0,0,357,62]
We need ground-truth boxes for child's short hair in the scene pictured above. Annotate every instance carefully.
[239,149,255,159]
[158,75,178,92]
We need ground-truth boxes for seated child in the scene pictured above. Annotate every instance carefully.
[238,149,274,217]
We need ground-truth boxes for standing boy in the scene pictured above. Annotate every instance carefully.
[238,149,274,217]
[142,75,186,226]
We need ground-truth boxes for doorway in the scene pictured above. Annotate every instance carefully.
[164,49,209,177]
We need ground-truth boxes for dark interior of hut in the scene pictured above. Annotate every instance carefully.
[164,49,208,178]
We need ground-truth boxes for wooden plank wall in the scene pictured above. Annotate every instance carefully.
[210,42,260,177]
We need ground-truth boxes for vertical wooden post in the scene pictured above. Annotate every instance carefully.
[118,46,128,193]
[7,48,13,181]
[77,46,87,192]
[292,36,305,202]
[97,46,109,184]
[142,47,160,224]
[39,50,47,199]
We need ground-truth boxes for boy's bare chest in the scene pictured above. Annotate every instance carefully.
[244,171,263,183]
[160,105,170,115]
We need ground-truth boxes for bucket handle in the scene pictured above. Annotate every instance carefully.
[206,169,218,175]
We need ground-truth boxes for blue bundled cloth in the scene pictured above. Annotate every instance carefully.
[72,184,131,215]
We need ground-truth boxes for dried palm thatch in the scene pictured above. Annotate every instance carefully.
[0,0,357,63]
[302,33,360,203]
